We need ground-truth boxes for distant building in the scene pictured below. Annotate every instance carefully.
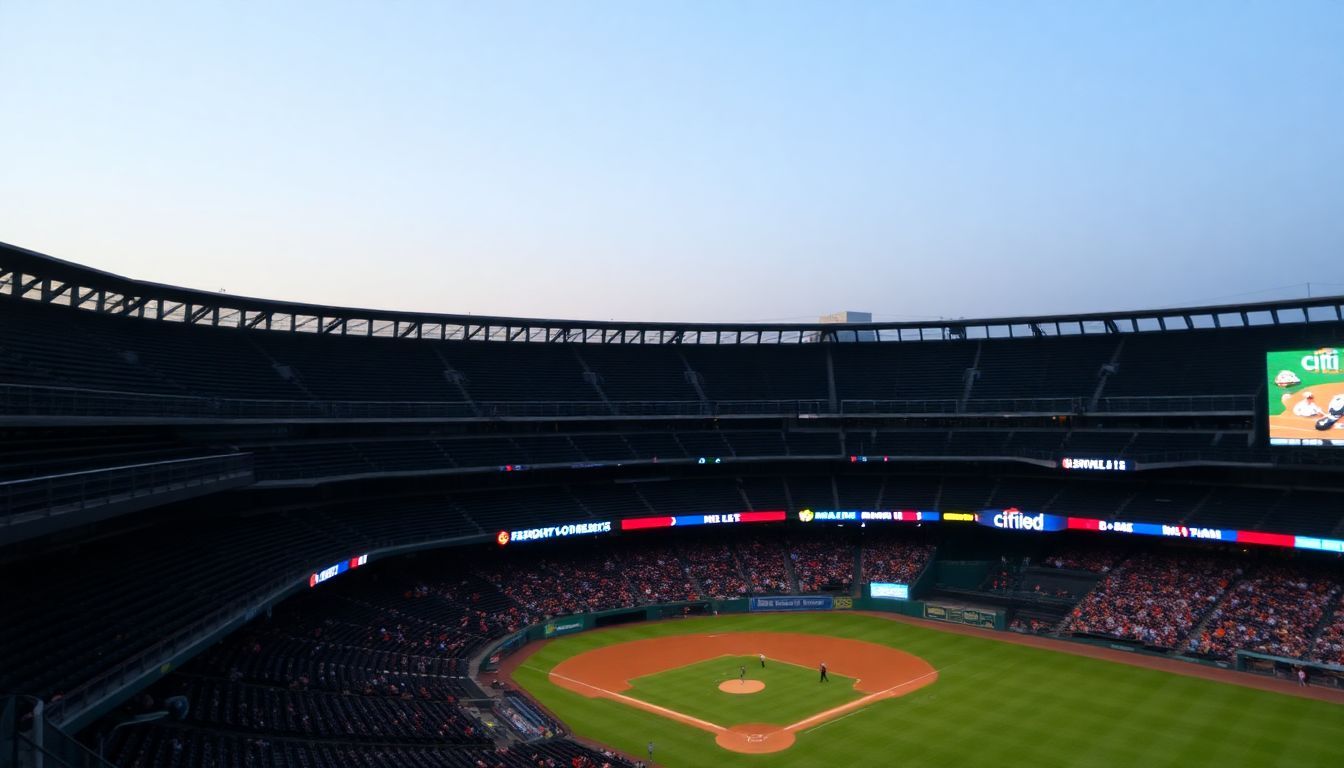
[806,311,875,342]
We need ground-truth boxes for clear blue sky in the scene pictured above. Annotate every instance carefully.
[2,1,1341,322]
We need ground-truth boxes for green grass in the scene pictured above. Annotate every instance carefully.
[625,654,861,726]
[511,613,1344,768]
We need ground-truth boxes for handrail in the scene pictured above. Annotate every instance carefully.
[0,452,246,486]
[0,453,253,524]
[0,384,1255,421]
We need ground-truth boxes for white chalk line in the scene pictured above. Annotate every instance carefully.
[530,660,943,741]
[800,706,866,734]
[788,667,943,733]
[546,669,727,733]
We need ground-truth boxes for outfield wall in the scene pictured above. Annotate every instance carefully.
[478,595,1004,672]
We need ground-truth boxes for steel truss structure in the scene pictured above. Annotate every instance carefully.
[5,241,1344,343]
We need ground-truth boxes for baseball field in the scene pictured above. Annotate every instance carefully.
[505,612,1344,768]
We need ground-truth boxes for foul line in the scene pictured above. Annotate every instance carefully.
[800,707,865,734]
[537,661,943,742]
[787,667,942,733]
[547,669,727,734]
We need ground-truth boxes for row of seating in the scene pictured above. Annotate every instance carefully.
[9,471,1344,706]
[4,298,1316,406]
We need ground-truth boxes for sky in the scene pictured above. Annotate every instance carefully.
[2,1,1342,323]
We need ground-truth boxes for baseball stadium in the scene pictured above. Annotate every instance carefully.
[3,241,1344,768]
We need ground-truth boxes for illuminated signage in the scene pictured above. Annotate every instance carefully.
[1061,457,1129,471]
[798,509,937,523]
[1267,347,1344,447]
[870,582,910,600]
[986,508,1067,532]
[942,512,977,522]
[620,511,786,531]
[498,520,612,545]
[309,554,369,588]
[1160,525,1226,540]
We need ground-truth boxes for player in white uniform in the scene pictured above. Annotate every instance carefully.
[1293,392,1326,417]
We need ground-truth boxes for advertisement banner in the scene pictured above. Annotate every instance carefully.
[749,596,834,612]
[498,521,612,545]
[924,603,997,628]
[1267,347,1344,446]
[979,508,1068,533]
[620,511,786,531]
[542,618,587,638]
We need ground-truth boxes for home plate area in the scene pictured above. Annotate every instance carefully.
[547,631,937,754]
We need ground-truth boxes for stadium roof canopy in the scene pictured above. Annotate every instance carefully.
[4,241,1343,344]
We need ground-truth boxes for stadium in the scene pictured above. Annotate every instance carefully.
[3,240,1344,768]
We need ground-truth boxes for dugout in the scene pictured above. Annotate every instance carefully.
[1236,651,1344,690]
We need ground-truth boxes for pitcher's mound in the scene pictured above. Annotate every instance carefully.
[719,679,765,694]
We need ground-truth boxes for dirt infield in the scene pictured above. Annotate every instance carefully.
[540,632,935,754]
[1269,383,1344,440]
[719,680,765,693]
[492,612,1344,760]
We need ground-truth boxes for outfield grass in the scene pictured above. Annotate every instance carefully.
[626,654,861,726]
[511,613,1344,768]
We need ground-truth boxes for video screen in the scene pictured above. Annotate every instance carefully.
[1268,348,1344,446]
[870,582,909,600]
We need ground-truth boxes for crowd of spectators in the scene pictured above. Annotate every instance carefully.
[478,552,634,618]
[678,541,750,599]
[1008,615,1056,635]
[860,538,935,585]
[736,537,793,593]
[1310,593,1344,666]
[1037,542,1125,574]
[1191,565,1338,660]
[1060,551,1241,648]
[619,542,699,603]
[790,537,856,593]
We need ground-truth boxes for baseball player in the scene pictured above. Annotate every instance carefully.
[739,665,746,685]
[759,653,766,668]
[1315,394,1344,430]
[819,662,829,682]
[1293,391,1326,417]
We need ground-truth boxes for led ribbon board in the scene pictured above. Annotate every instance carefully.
[981,508,1069,532]
[497,520,612,545]
[309,554,369,588]
[619,510,786,531]
[1060,457,1130,471]
[797,509,938,522]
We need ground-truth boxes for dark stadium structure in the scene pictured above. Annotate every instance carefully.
[3,240,1344,767]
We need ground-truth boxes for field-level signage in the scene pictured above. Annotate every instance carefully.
[544,619,587,638]
[750,596,834,612]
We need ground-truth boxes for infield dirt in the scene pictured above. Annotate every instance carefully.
[540,631,936,754]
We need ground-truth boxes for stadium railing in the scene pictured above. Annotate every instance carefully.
[1096,395,1254,413]
[0,696,113,768]
[0,384,828,420]
[1,384,1252,421]
[0,453,254,541]
[40,568,299,732]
